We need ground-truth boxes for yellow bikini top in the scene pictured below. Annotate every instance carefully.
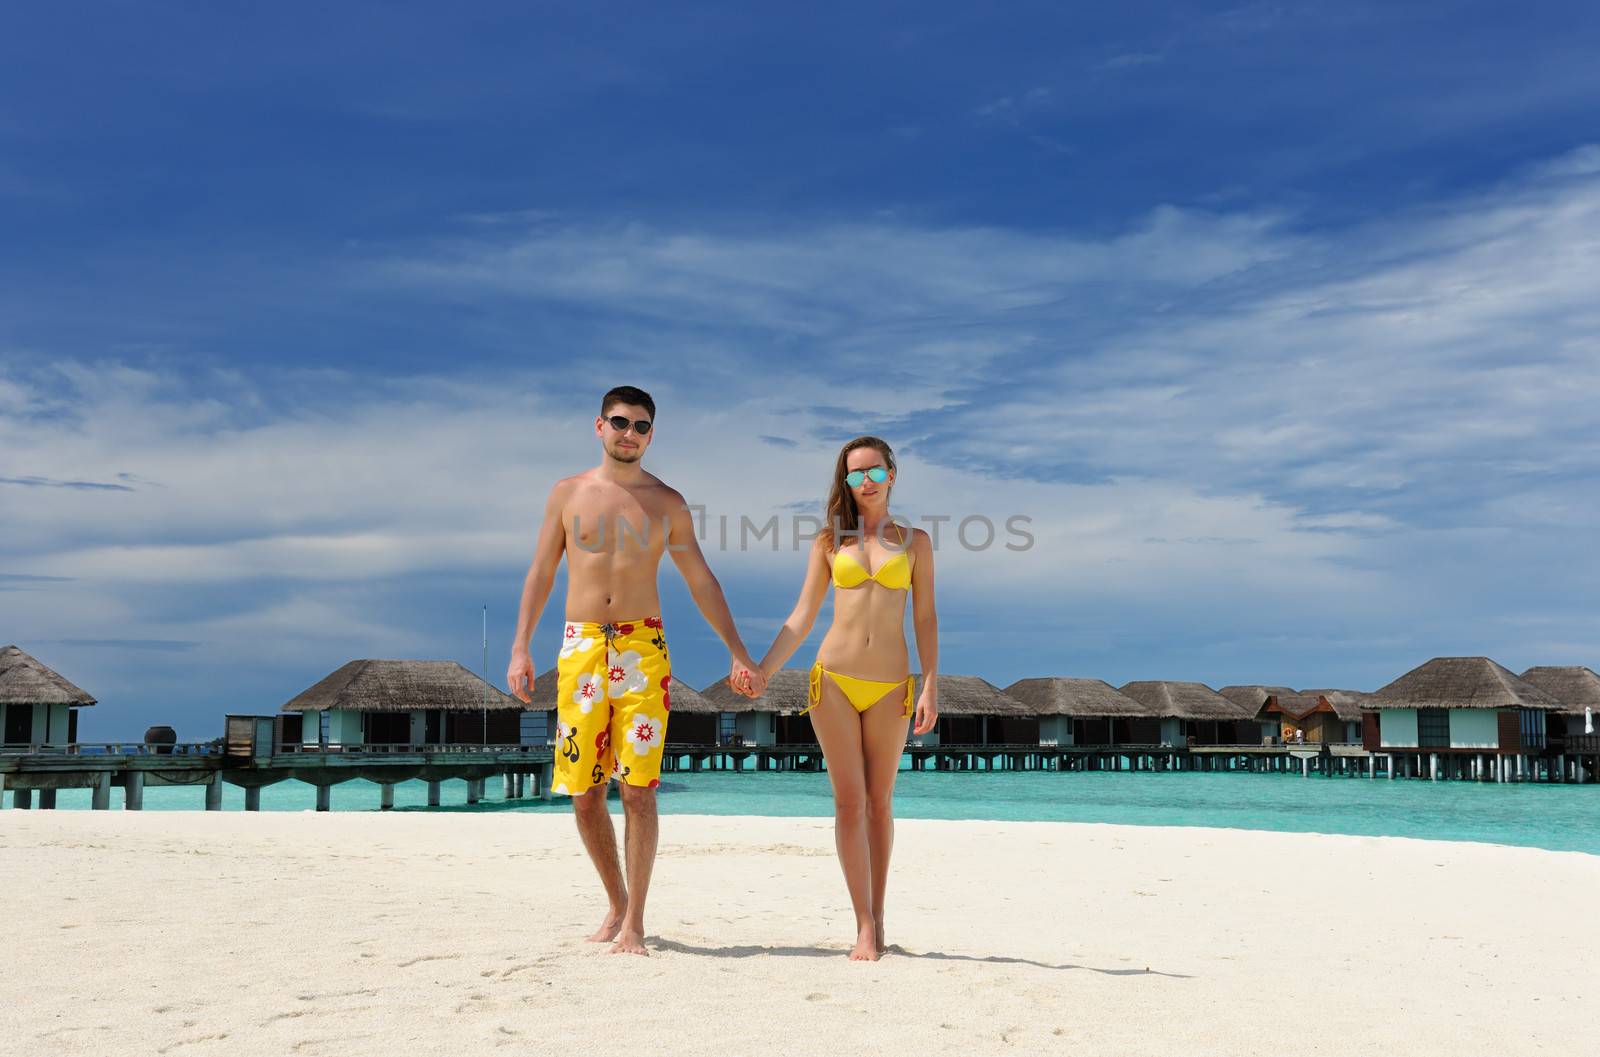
[831,547,911,591]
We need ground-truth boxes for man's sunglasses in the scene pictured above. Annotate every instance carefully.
[844,466,888,487]
[605,415,652,435]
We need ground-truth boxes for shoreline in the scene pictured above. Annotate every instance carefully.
[14,767,1600,856]
[15,804,1600,859]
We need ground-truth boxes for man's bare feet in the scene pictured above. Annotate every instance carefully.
[608,928,649,956]
[588,909,626,943]
[849,924,880,962]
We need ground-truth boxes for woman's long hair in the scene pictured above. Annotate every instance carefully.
[823,436,898,555]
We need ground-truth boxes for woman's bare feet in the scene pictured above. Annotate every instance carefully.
[609,928,649,956]
[874,916,887,955]
[587,907,625,943]
[849,923,880,962]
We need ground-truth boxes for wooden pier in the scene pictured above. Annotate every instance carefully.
[5,735,1592,811]
[0,730,556,812]
[662,739,1596,782]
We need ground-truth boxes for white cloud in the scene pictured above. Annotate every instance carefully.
[1528,143,1600,180]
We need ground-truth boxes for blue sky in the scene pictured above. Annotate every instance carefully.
[3,2,1599,739]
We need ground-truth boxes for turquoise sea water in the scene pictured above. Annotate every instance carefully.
[26,770,1600,856]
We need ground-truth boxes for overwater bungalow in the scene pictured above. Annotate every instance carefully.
[1002,677,1148,746]
[1518,666,1600,748]
[280,659,536,748]
[1360,656,1561,779]
[1288,690,1365,743]
[1116,681,1254,746]
[1,645,95,749]
[914,674,1033,747]
[698,668,815,747]
[1229,688,1365,744]
[1218,685,1294,743]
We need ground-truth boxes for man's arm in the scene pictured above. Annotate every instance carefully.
[507,481,570,702]
[664,493,765,695]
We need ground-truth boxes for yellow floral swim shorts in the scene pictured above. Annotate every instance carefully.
[551,616,672,795]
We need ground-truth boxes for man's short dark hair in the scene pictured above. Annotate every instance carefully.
[601,385,656,421]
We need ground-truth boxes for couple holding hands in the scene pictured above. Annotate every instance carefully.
[507,385,939,961]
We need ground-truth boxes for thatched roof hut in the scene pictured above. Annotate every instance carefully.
[1003,677,1146,717]
[1117,681,1250,720]
[1518,667,1600,716]
[702,668,812,714]
[282,660,522,712]
[1294,689,1367,723]
[1365,657,1561,711]
[927,674,1031,716]
[1218,685,1295,713]
[0,645,96,707]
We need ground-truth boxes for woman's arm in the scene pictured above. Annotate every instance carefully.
[909,528,939,735]
[757,535,833,678]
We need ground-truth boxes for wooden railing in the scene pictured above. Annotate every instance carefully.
[0,741,220,756]
[271,742,549,755]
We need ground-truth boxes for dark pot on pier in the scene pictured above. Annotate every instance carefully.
[144,725,177,755]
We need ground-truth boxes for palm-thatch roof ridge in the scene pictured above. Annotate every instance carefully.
[1003,677,1147,717]
[922,674,1031,716]
[701,669,812,714]
[1294,689,1367,722]
[1218,685,1295,713]
[1365,657,1561,711]
[1118,681,1251,720]
[282,660,522,713]
[1518,667,1600,715]
[0,645,97,706]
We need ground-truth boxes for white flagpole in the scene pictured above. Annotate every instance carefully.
[482,605,489,746]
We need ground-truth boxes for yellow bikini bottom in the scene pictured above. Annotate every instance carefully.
[805,661,914,719]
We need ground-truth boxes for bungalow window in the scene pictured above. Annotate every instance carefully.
[1519,708,1547,751]
[1417,708,1450,748]
[5,706,31,745]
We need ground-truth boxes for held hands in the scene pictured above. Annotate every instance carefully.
[507,652,536,703]
[730,655,768,698]
[912,687,939,736]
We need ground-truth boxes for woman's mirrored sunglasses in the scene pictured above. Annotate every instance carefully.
[844,466,888,487]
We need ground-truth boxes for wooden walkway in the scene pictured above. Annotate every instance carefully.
[659,742,1363,774]
[5,736,1592,811]
[0,740,556,811]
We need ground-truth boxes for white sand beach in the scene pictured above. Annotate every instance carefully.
[2,811,1596,1057]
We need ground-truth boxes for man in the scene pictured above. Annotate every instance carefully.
[507,384,766,956]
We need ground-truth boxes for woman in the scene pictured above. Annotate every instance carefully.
[756,436,939,961]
